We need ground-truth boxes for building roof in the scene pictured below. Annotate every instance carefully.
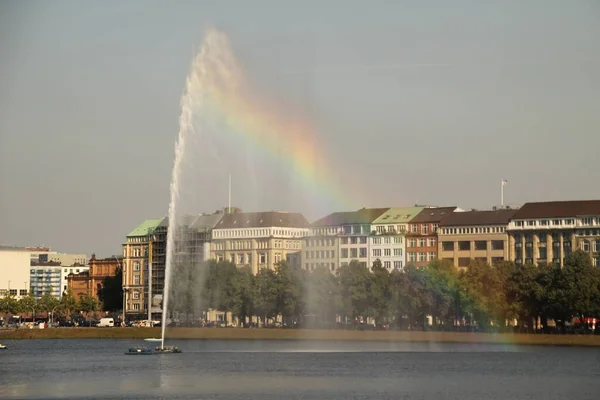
[440,209,518,227]
[215,211,309,229]
[410,207,458,223]
[311,208,389,227]
[127,218,165,237]
[372,207,425,224]
[511,200,600,219]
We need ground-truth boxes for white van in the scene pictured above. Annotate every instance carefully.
[98,318,115,327]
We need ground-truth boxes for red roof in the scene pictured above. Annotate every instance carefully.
[512,200,600,219]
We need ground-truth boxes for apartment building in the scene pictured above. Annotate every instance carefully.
[406,207,457,267]
[370,207,425,271]
[507,200,600,267]
[338,208,389,268]
[302,211,347,272]
[123,212,222,318]
[211,211,309,274]
[438,209,517,268]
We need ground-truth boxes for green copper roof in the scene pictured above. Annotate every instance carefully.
[372,207,426,224]
[127,218,165,237]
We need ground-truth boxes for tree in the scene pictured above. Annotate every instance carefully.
[19,294,38,320]
[60,289,79,319]
[98,266,123,312]
[338,260,373,323]
[254,268,278,326]
[369,260,392,324]
[231,266,256,326]
[274,261,305,327]
[79,292,99,315]
[39,292,60,315]
[0,294,21,316]
[305,265,341,328]
[562,250,600,328]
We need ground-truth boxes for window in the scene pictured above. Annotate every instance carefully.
[418,252,426,262]
[384,237,391,244]
[581,217,593,225]
[384,248,391,257]
[408,252,416,262]
[9,289,17,296]
[407,239,417,248]
[259,253,266,264]
[428,252,436,261]
[384,261,391,269]
[393,261,402,270]
[458,241,470,251]
[360,236,367,244]
[341,237,348,244]
[247,253,252,264]
[491,240,504,250]
[394,248,402,256]
[427,238,436,247]
[19,289,27,296]
[341,249,348,258]
[474,241,487,251]
[595,240,600,252]
[458,258,470,267]
[422,225,429,234]
[527,221,535,226]
[350,248,358,258]
[442,242,454,251]
[418,239,426,247]
[134,276,140,285]
[552,219,561,226]
[373,249,382,257]
[238,254,244,264]
[133,303,140,311]
[133,262,140,271]
[411,225,418,233]
[133,291,140,300]
[581,241,590,252]
[373,237,381,245]
[350,237,358,244]
[394,236,402,244]
[359,248,367,258]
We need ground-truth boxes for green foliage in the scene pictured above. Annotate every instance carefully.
[157,250,600,332]
[78,292,99,314]
[98,266,123,312]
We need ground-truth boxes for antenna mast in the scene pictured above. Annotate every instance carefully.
[228,174,232,214]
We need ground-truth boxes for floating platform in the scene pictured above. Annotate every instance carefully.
[124,346,182,355]
[144,338,162,342]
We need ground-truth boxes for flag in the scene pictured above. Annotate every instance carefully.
[502,179,508,186]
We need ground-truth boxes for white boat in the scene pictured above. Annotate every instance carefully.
[0,344,7,350]
[144,338,162,342]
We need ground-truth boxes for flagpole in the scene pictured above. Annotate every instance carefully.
[501,180,503,208]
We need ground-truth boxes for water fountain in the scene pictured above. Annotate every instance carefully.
[160,29,241,349]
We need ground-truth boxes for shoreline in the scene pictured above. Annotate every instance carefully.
[1,327,600,346]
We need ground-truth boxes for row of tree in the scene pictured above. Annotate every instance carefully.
[169,250,600,333]
[0,290,99,321]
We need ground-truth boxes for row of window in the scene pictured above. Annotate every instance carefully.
[213,228,308,239]
[341,248,368,259]
[0,289,27,296]
[439,226,506,235]
[213,240,301,251]
[514,219,576,227]
[214,252,275,265]
[581,240,600,252]
[407,252,437,262]
[372,237,403,245]
[407,238,437,248]
[373,248,403,257]
[441,240,505,252]
[306,250,335,259]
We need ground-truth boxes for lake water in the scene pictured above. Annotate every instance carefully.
[0,338,598,399]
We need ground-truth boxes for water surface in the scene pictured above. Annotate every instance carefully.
[0,339,598,399]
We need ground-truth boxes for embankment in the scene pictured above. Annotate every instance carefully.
[1,327,600,346]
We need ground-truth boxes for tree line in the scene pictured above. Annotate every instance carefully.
[170,250,600,333]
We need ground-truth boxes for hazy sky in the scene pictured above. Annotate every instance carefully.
[1,1,599,257]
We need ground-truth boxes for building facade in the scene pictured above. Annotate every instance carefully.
[338,208,389,269]
[302,212,348,272]
[438,209,516,268]
[30,262,88,299]
[507,200,600,267]
[406,207,457,267]
[371,207,425,271]
[68,254,122,302]
[122,212,222,318]
[0,249,31,300]
[211,211,308,274]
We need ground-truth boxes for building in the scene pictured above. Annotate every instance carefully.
[43,253,87,267]
[338,208,390,269]
[303,211,350,273]
[67,254,122,302]
[370,207,425,271]
[0,249,31,300]
[211,211,309,274]
[123,212,223,319]
[30,262,88,299]
[507,200,600,267]
[438,209,517,268]
[406,207,457,267]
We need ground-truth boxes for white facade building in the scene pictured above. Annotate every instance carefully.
[0,249,31,300]
[30,264,89,299]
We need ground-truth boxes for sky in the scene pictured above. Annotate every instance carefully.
[1,0,599,257]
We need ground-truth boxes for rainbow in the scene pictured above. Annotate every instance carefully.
[194,31,362,214]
